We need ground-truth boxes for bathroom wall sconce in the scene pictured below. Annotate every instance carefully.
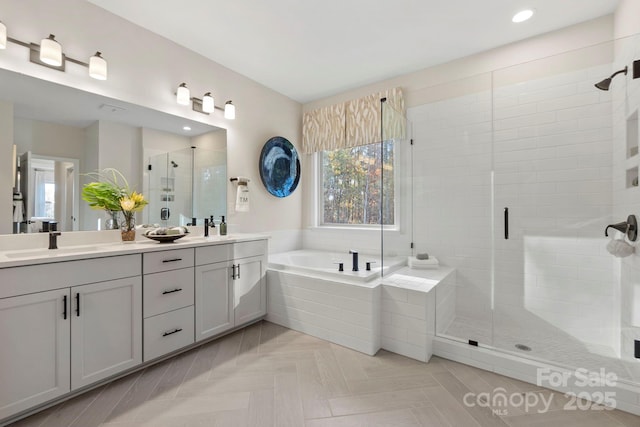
[0,22,107,80]
[175,83,235,119]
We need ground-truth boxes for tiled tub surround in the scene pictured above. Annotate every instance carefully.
[0,232,269,425]
[266,250,456,361]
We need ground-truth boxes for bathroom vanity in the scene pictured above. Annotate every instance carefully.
[0,234,268,423]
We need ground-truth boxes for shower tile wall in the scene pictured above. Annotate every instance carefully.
[409,63,617,352]
[612,34,640,368]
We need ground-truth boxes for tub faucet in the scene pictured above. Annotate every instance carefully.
[49,231,61,250]
[349,250,359,272]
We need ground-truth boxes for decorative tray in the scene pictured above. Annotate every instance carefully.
[143,234,187,243]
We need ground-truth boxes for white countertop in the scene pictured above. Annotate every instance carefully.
[382,266,456,293]
[0,232,270,269]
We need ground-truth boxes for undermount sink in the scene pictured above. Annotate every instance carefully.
[4,246,100,259]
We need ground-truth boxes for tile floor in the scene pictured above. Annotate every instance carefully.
[444,315,640,383]
[8,321,640,427]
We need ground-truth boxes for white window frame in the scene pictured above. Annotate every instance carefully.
[316,140,400,230]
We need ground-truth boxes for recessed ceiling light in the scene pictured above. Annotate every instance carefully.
[183,126,191,131]
[512,9,534,23]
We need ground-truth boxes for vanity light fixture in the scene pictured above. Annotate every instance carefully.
[224,101,235,120]
[89,52,108,80]
[202,92,214,113]
[39,34,62,66]
[176,83,191,105]
[0,23,108,80]
[175,83,235,119]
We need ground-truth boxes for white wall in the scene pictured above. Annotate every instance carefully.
[0,0,303,250]
[13,119,86,160]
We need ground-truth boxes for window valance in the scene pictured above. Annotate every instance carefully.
[302,87,405,154]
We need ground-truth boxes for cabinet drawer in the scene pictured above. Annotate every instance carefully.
[143,268,194,318]
[194,240,267,266]
[195,244,233,266]
[143,248,194,274]
[143,306,194,362]
[234,240,267,260]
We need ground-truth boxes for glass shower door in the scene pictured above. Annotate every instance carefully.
[406,73,495,345]
[490,40,629,378]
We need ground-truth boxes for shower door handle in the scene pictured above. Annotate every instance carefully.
[504,207,509,240]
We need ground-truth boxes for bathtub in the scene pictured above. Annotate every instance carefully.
[268,249,405,283]
[267,249,409,355]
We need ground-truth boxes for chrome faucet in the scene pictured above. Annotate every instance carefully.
[49,231,61,250]
[349,250,359,272]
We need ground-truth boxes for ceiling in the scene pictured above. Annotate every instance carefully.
[88,0,620,103]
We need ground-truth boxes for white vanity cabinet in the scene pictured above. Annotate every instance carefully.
[0,289,71,420]
[71,276,142,389]
[0,254,142,420]
[142,248,195,362]
[194,239,267,342]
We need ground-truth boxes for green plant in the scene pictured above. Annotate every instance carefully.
[82,168,148,230]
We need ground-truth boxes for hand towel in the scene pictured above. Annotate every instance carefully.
[408,256,439,269]
[12,198,24,223]
[235,182,250,212]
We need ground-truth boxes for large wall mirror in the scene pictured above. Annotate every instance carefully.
[0,68,227,235]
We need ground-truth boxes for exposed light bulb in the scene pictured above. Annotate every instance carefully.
[176,83,190,106]
[202,92,214,113]
[89,51,107,80]
[40,34,62,66]
[224,100,235,120]
[512,9,534,23]
[0,22,6,50]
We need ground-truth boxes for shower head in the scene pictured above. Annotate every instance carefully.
[595,66,628,91]
[170,160,178,168]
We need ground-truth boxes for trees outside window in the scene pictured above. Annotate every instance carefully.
[321,141,394,225]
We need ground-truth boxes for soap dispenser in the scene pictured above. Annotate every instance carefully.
[220,215,227,236]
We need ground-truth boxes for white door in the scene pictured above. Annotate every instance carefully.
[233,257,266,325]
[195,261,233,341]
[71,277,142,389]
[0,289,70,419]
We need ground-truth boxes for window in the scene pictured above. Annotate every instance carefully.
[320,141,395,226]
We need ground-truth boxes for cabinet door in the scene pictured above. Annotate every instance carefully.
[71,277,142,390]
[0,289,70,420]
[195,262,233,341]
[233,257,266,325]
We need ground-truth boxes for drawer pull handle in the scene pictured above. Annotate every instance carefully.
[162,288,183,295]
[162,258,183,263]
[162,328,183,337]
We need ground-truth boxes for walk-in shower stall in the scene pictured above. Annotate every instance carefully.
[380,33,640,388]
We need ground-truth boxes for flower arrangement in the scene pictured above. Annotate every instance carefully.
[82,168,148,240]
